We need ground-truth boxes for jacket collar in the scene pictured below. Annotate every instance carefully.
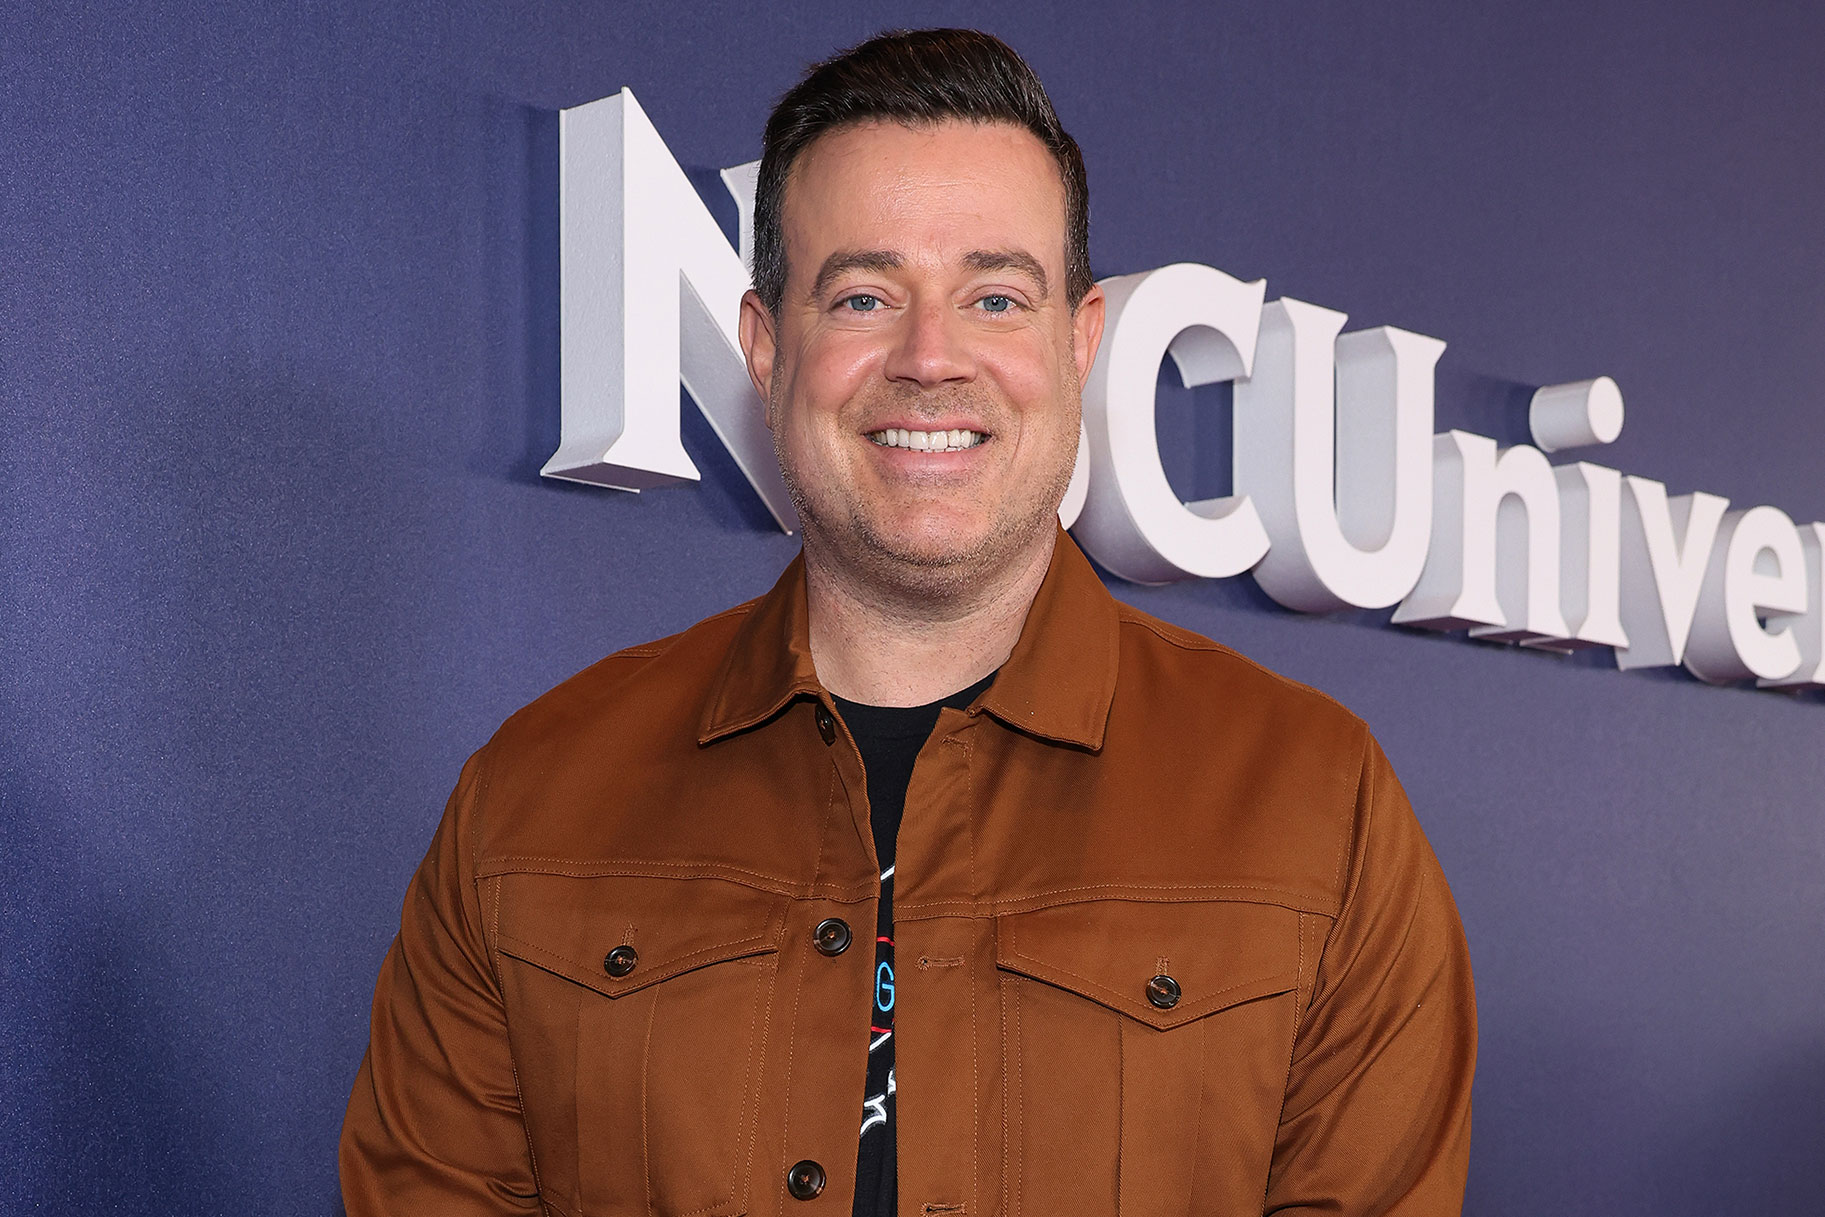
[699,530,1119,751]
[697,552,825,745]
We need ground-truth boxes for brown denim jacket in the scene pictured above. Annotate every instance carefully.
[341,534,1475,1216]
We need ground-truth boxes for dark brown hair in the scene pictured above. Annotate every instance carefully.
[752,28,1091,314]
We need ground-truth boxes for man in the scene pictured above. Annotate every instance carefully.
[342,28,1475,1217]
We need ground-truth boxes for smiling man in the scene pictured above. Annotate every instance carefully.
[343,29,1476,1217]
[740,112,1097,707]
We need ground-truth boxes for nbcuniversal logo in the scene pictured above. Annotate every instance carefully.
[542,89,1825,695]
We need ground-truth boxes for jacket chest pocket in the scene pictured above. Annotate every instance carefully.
[495,874,787,1217]
[994,899,1301,1217]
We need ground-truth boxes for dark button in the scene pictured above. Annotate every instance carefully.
[1146,973,1181,1009]
[786,1159,826,1200]
[604,945,638,978]
[813,918,852,956]
[815,705,836,745]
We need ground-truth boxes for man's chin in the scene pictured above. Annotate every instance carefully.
[862,529,984,572]
[855,511,1056,581]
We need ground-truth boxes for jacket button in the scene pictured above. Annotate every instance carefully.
[1146,973,1181,1009]
[813,918,852,956]
[815,705,836,745]
[604,945,638,978]
[786,1159,826,1200]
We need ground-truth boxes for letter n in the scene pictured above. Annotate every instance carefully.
[542,90,796,532]
[1392,432,1572,643]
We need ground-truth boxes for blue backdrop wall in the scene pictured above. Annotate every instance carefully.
[5,2,1822,1213]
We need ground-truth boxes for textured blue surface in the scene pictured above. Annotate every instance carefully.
[3,2,1822,1213]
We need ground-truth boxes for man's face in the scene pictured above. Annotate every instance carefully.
[740,119,1104,593]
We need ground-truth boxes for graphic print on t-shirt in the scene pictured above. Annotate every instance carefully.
[861,862,895,1138]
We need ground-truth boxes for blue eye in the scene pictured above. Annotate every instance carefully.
[842,294,881,312]
[979,294,1014,313]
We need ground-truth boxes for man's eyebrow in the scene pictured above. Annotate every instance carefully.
[963,250,1050,299]
[809,250,904,300]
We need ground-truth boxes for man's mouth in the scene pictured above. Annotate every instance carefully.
[866,427,988,452]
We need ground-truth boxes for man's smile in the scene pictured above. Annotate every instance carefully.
[865,427,989,452]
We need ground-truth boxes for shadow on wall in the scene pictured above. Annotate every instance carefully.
[1467,1016,1825,1216]
[1646,1039,1825,1212]
[468,98,563,491]
[518,104,561,491]
[1437,366,1538,449]
[0,752,231,1213]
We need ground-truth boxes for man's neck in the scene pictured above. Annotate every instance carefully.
[803,533,1055,707]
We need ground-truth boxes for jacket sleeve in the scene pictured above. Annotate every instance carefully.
[1264,732,1477,1215]
[340,747,543,1214]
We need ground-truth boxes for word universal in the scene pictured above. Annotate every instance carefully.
[543,89,1825,693]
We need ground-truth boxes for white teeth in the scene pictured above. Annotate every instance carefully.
[869,428,986,452]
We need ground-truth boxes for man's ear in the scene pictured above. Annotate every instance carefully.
[1071,282,1106,384]
[738,290,779,429]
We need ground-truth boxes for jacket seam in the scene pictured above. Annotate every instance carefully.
[1115,608,1362,723]
[1188,1015,1207,1206]
[954,734,981,1211]
[498,885,545,1204]
[474,857,857,898]
[472,751,548,1206]
[898,884,1337,919]
[1000,975,1018,1217]
[478,856,799,883]
[1334,727,1371,909]
[627,601,753,665]
[1295,731,1377,1077]
[639,981,659,1216]
[1318,728,1377,993]
[1114,1014,1125,1207]
[739,931,776,1217]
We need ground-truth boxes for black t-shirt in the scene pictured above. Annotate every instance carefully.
[831,671,995,1217]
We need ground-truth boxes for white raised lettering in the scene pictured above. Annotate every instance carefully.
[1544,463,1630,651]
[1394,433,1571,643]
[1530,377,1624,452]
[1758,522,1825,690]
[1616,478,1728,669]
[1237,300,1442,611]
[1684,506,1808,683]
[1075,263,1268,583]
[544,91,796,531]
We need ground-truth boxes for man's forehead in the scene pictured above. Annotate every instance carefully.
[789,116,1061,193]
[779,118,1069,276]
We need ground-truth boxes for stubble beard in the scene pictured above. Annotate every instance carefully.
[773,380,1078,611]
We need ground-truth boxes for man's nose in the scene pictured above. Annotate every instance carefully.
[882,299,975,387]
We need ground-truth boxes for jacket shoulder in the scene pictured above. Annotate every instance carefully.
[1111,599,1367,743]
[486,598,759,758]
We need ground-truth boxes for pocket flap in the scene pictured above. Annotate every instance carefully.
[996,899,1299,1030]
[496,874,788,1000]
